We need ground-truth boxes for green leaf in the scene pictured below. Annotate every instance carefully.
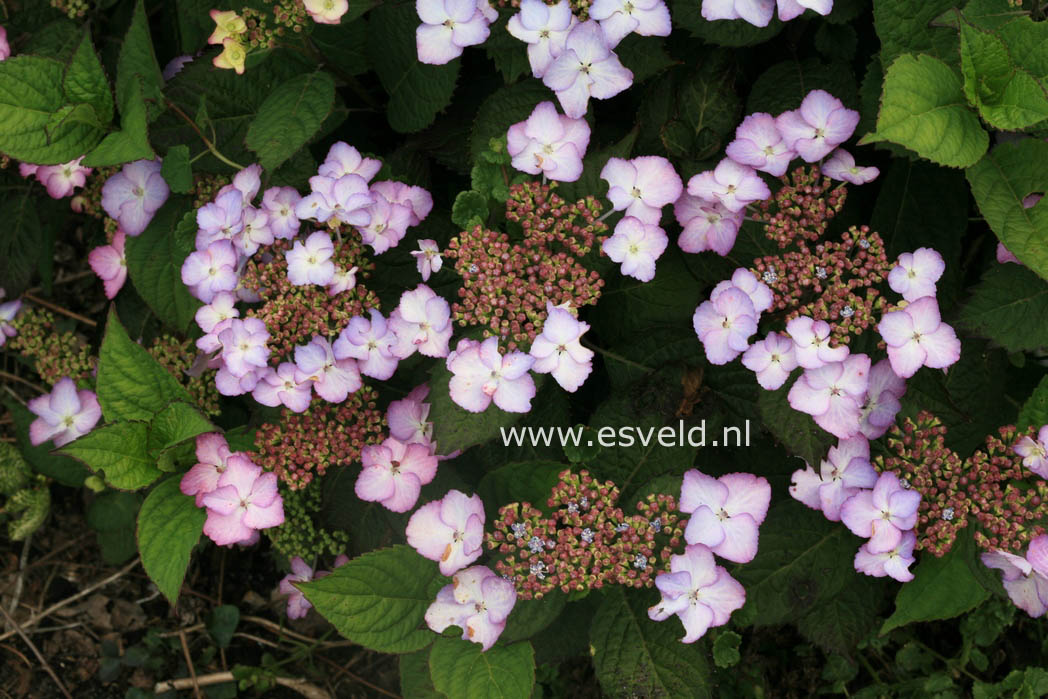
[96,307,193,422]
[485,25,532,84]
[63,29,114,127]
[116,0,164,123]
[861,53,988,169]
[367,3,460,133]
[0,442,31,495]
[1018,376,1048,431]
[501,593,567,644]
[161,144,193,193]
[590,587,713,698]
[881,531,989,634]
[301,545,446,653]
[59,421,161,491]
[427,362,533,455]
[966,140,1048,280]
[246,71,336,172]
[874,0,960,70]
[757,376,834,467]
[125,203,202,332]
[734,501,856,626]
[959,19,1048,130]
[137,476,205,604]
[429,638,535,699]
[615,35,675,84]
[451,190,489,229]
[746,57,859,115]
[796,574,883,653]
[0,56,104,163]
[957,264,1048,353]
[312,18,371,77]
[7,487,50,541]
[148,402,214,455]
[208,605,240,649]
[400,648,443,699]
[712,631,741,669]
[4,400,89,486]
[82,77,155,167]
[0,189,43,295]
[87,491,141,564]
[477,461,565,520]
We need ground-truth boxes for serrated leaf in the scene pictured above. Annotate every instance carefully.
[83,77,155,167]
[861,54,988,169]
[615,35,675,84]
[301,545,446,653]
[746,57,859,115]
[477,460,564,521]
[796,574,882,653]
[1018,376,1048,431]
[400,647,443,699]
[469,80,549,163]
[137,476,204,604]
[485,25,531,84]
[427,362,533,455]
[0,188,44,295]
[368,3,460,133]
[881,531,989,634]
[966,140,1048,280]
[161,144,193,193]
[501,593,567,644]
[246,71,336,172]
[957,264,1048,353]
[959,19,1048,130]
[429,638,535,699]
[712,630,741,669]
[116,0,164,123]
[734,501,856,626]
[96,307,194,422]
[7,487,50,541]
[590,587,713,698]
[148,402,214,455]
[59,421,161,491]
[63,29,114,127]
[451,190,489,229]
[125,202,202,332]
[874,0,960,70]
[0,56,104,163]
[758,375,835,467]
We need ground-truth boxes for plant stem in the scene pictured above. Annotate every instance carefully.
[164,99,245,171]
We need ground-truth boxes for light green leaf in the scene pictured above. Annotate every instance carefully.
[63,29,114,126]
[429,638,535,699]
[861,53,988,169]
[427,363,534,456]
[367,3,460,133]
[590,587,713,698]
[148,402,215,455]
[96,307,194,422]
[246,71,336,172]
[125,203,202,332]
[957,264,1048,353]
[881,532,989,634]
[1017,376,1048,431]
[7,487,50,541]
[161,144,193,193]
[0,56,104,164]
[59,421,161,491]
[301,545,446,653]
[83,77,155,167]
[116,0,164,122]
[451,190,489,229]
[137,476,205,604]
[959,19,1048,130]
[966,140,1048,280]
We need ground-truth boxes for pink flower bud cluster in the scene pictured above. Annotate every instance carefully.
[251,386,385,490]
[485,470,683,599]
[873,414,1048,558]
[446,184,607,350]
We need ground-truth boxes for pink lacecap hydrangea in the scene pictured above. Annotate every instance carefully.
[101,159,170,236]
[981,547,1048,618]
[447,337,537,413]
[355,437,438,512]
[775,89,859,163]
[542,20,633,118]
[887,247,945,302]
[839,471,921,554]
[786,315,849,370]
[686,158,770,213]
[679,469,771,563]
[692,287,757,365]
[201,453,285,546]
[180,432,233,507]
[507,101,591,182]
[855,530,916,583]
[252,362,313,413]
[27,377,101,447]
[789,436,877,522]
[877,296,961,379]
[674,193,742,257]
[87,231,128,300]
[506,0,576,78]
[0,292,22,347]
[701,0,833,27]
[741,332,798,391]
[602,216,668,283]
[34,157,92,200]
[724,112,795,177]
[1014,425,1048,479]
[787,353,871,439]
[601,155,683,224]
[416,0,493,65]
[648,544,746,643]
[424,565,517,651]
[859,359,905,440]
[406,489,486,575]
[389,284,453,359]
[822,148,879,185]
[334,309,400,381]
[528,302,594,392]
[411,240,443,282]
[294,335,361,403]
[588,0,672,47]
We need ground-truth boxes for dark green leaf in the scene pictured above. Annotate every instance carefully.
[125,204,202,332]
[429,638,535,699]
[137,476,205,604]
[245,71,336,172]
[161,144,193,193]
[957,264,1048,353]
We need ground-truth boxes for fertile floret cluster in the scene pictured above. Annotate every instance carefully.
[252,388,385,490]
[446,184,607,350]
[148,335,221,417]
[265,482,351,561]
[485,469,682,599]
[8,308,97,386]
